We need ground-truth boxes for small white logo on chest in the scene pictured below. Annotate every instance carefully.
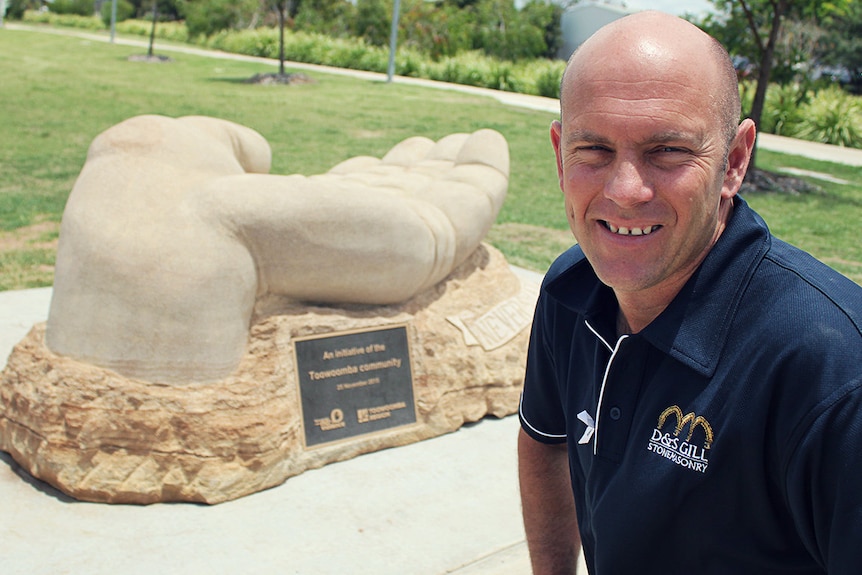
[577,410,595,445]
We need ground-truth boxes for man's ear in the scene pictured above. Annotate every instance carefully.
[722,118,757,199]
[550,120,565,191]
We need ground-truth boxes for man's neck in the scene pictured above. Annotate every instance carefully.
[614,282,684,336]
[615,310,632,338]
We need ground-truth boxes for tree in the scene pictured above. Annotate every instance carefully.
[703,0,790,159]
[274,0,288,75]
[266,0,303,76]
[398,0,474,58]
[519,0,563,59]
[816,0,862,93]
[5,0,38,20]
[353,0,390,46]
[147,0,157,57]
[294,0,353,37]
[700,0,851,169]
[180,0,259,38]
[128,0,181,20]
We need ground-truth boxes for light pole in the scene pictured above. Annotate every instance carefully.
[386,0,401,83]
[109,0,117,42]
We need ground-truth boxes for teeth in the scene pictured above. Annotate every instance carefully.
[605,222,657,236]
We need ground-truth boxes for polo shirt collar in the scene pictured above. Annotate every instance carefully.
[545,197,771,377]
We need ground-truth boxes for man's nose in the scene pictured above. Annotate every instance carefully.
[604,160,654,208]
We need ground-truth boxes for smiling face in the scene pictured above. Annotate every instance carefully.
[553,12,753,316]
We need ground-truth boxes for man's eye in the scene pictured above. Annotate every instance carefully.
[572,147,611,165]
[574,146,611,156]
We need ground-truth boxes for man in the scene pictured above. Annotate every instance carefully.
[518,11,862,575]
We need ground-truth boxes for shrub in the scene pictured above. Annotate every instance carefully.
[23,10,104,30]
[760,83,807,136]
[348,0,385,46]
[116,19,189,43]
[531,60,565,99]
[427,52,491,87]
[49,0,94,17]
[206,28,279,59]
[181,0,258,40]
[284,33,321,63]
[478,19,546,62]
[100,0,135,27]
[489,61,523,92]
[324,37,375,70]
[395,48,425,77]
[794,85,862,147]
[6,0,36,20]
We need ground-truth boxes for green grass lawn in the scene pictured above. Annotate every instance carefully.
[744,150,862,282]
[0,25,860,290]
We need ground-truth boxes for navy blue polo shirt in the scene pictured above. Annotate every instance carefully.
[519,197,862,574]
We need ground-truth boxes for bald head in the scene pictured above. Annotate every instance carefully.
[561,11,740,147]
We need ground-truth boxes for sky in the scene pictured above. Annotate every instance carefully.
[620,0,715,17]
[512,1,716,19]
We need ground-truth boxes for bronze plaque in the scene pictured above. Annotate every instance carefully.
[293,324,416,448]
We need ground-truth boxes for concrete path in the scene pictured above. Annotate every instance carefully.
[0,272,582,575]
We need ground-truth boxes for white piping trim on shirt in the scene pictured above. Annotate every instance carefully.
[519,391,567,440]
[586,320,627,456]
[586,320,614,353]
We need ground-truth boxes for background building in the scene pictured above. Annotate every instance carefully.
[559,1,631,59]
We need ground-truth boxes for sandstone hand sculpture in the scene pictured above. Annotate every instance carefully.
[46,115,509,384]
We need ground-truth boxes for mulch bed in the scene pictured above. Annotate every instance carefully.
[244,72,315,85]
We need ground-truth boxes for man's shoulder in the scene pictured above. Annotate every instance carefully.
[718,199,860,334]
[759,237,862,333]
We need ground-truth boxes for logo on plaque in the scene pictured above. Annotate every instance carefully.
[293,324,417,448]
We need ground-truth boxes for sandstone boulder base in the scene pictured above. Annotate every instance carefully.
[0,245,536,504]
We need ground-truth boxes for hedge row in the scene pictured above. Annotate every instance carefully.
[21,11,566,98]
[18,11,862,147]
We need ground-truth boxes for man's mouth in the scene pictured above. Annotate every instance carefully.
[602,221,661,236]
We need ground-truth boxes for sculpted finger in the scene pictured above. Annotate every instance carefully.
[327,155,383,175]
[424,132,470,163]
[410,129,509,215]
[381,136,436,166]
[177,115,272,174]
[455,128,509,177]
[194,174,457,303]
[408,129,508,179]
[414,179,502,264]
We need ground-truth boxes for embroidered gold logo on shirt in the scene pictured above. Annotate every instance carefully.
[647,405,714,473]
[657,405,714,449]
